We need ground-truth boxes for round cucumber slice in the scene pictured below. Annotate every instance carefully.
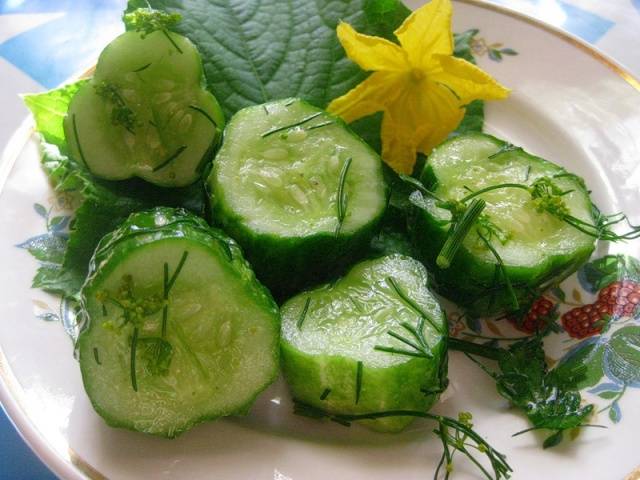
[77,208,279,437]
[207,98,388,298]
[64,30,224,187]
[280,255,448,432]
[412,133,596,316]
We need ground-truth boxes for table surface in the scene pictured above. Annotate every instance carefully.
[1,0,639,478]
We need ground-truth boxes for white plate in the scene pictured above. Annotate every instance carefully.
[2,1,640,478]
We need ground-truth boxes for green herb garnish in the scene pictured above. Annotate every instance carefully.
[152,145,187,172]
[436,198,486,269]
[261,112,323,138]
[293,400,512,480]
[335,157,353,235]
[450,336,600,448]
[355,361,363,404]
[296,297,311,330]
[124,7,183,53]
[94,82,137,133]
[130,327,139,392]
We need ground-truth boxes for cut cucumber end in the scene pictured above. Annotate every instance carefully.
[64,30,224,187]
[208,98,388,296]
[413,133,596,316]
[78,208,279,437]
[280,255,448,432]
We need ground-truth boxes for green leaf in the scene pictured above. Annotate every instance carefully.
[604,326,640,386]
[454,99,484,135]
[23,81,88,148]
[458,336,594,440]
[578,255,640,294]
[25,81,208,299]
[132,0,410,118]
[542,430,563,449]
[32,263,83,297]
[609,401,621,423]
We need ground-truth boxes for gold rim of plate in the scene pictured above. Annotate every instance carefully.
[0,1,639,479]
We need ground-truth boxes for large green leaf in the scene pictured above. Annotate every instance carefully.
[128,0,410,118]
[23,81,87,148]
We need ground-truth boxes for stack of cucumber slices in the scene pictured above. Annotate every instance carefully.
[58,8,601,444]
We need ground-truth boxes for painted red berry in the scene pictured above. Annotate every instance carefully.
[508,297,556,334]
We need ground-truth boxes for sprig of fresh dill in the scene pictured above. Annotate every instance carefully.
[335,157,353,235]
[293,400,512,480]
[124,7,183,53]
[261,112,323,137]
[94,82,137,133]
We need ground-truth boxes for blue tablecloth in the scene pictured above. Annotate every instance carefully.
[0,0,639,478]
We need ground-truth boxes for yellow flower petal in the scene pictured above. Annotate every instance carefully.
[327,71,405,124]
[394,0,453,67]
[381,113,420,174]
[336,22,409,72]
[431,54,511,104]
[380,80,463,173]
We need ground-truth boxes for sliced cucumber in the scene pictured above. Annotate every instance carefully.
[207,98,388,297]
[412,133,596,316]
[280,255,448,432]
[77,208,279,437]
[64,30,224,187]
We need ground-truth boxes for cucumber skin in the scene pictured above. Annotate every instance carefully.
[78,208,280,437]
[279,254,449,432]
[208,101,389,300]
[411,133,596,317]
[281,340,448,432]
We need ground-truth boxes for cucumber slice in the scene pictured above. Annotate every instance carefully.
[412,133,596,316]
[207,98,388,297]
[77,208,279,437]
[280,255,448,432]
[64,30,224,187]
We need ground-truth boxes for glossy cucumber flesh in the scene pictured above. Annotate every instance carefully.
[78,209,279,437]
[426,134,594,267]
[281,255,448,432]
[65,30,224,187]
[210,99,386,237]
[414,133,596,315]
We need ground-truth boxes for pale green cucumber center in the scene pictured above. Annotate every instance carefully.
[213,99,386,236]
[68,30,221,186]
[428,135,594,267]
[81,240,276,435]
[281,255,445,368]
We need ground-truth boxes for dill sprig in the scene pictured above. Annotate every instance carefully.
[261,112,323,137]
[296,297,312,330]
[320,388,331,400]
[161,251,189,337]
[94,82,137,133]
[335,157,353,235]
[188,105,219,128]
[477,229,519,311]
[293,400,512,480]
[152,145,187,172]
[437,198,486,269]
[355,361,363,404]
[374,277,441,358]
[124,7,183,52]
[130,327,139,392]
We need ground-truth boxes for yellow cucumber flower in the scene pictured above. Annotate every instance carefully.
[328,0,510,173]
